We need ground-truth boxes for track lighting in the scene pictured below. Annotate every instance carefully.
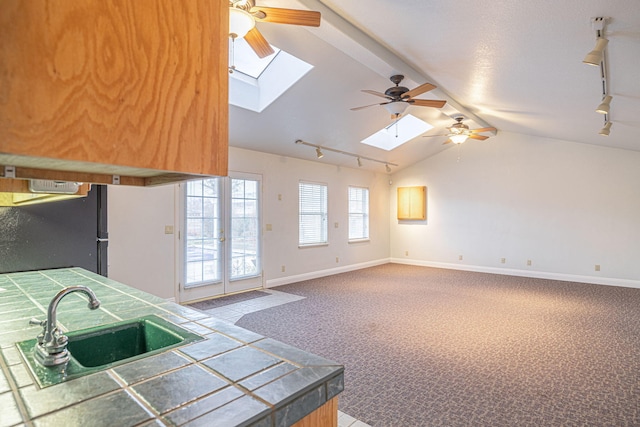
[583,37,609,66]
[596,95,612,114]
[295,139,398,171]
[583,17,613,136]
[599,121,612,136]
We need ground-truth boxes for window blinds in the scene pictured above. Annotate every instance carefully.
[299,181,328,245]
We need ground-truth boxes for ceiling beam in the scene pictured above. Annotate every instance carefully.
[294,0,495,133]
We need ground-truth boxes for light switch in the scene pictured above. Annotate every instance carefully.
[164,225,174,235]
[266,224,272,231]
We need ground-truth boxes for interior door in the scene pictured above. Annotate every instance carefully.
[178,173,262,303]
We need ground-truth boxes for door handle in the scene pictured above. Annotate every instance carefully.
[220,237,226,242]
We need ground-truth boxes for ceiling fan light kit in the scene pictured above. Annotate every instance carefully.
[384,102,410,116]
[583,17,613,136]
[229,8,255,39]
[449,134,469,144]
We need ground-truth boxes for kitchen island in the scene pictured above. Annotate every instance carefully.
[0,268,343,427]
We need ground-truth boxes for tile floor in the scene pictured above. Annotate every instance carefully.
[195,289,372,427]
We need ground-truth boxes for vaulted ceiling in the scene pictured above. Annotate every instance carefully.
[229,0,640,173]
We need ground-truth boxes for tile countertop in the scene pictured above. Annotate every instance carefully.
[0,268,344,427]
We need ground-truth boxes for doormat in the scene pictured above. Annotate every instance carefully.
[188,290,270,310]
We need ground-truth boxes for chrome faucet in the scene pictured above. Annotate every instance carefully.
[30,286,101,367]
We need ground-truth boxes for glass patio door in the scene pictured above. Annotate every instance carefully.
[178,173,262,303]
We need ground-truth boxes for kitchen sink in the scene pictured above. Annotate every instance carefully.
[17,315,203,387]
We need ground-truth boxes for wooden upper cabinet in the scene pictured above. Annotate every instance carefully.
[0,0,228,185]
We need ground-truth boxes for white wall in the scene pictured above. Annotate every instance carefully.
[390,131,640,287]
[107,184,176,298]
[108,147,391,299]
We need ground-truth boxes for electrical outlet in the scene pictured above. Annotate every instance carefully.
[500,258,506,264]
[405,251,409,256]
[459,255,463,261]
[278,194,282,201]
[334,222,339,228]
[527,260,532,266]
[595,264,601,271]
[336,257,339,263]
[281,265,285,272]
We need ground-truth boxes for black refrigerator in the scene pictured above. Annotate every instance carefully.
[0,185,108,275]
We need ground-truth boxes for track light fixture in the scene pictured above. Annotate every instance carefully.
[596,95,612,114]
[599,121,612,136]
[583,17,613,136]
[295,139,398,172]
[583,37,609,66]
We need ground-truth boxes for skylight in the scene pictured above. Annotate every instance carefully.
[229,38,313,113]
[361,114,434,151]
[231,38,281,79]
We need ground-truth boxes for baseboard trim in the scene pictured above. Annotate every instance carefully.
[390,258,640,289]
[265,258,390,288]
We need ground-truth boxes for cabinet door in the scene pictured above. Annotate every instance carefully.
[397,186,426,220]
[0,1,228,178]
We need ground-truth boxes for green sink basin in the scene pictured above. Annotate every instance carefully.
[17,315,203,387]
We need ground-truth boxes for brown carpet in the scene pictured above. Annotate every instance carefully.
[236,264,640,426]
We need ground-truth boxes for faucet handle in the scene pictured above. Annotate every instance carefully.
[29,318,46,327]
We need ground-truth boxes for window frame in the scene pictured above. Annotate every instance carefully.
[348,186,370,242]
[298,180,329,247]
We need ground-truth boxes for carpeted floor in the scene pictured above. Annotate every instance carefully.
[236,264,640,426]
[188,290,270,310]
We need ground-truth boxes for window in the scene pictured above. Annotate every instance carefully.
[361,114,433,151]
[348,186,370,241]
[185,178,221,286]
[230,178,260,279]
[229,38,314,113]
[299,181,328,246]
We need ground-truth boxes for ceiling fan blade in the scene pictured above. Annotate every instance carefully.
[409,99,447,108]
[244,27,275,58]
[468,134,489,141]
[252,7,321,27]
[350,103,383,111]
[402,83,436,99]
[470,127,497,133]
[362,89,392,99]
